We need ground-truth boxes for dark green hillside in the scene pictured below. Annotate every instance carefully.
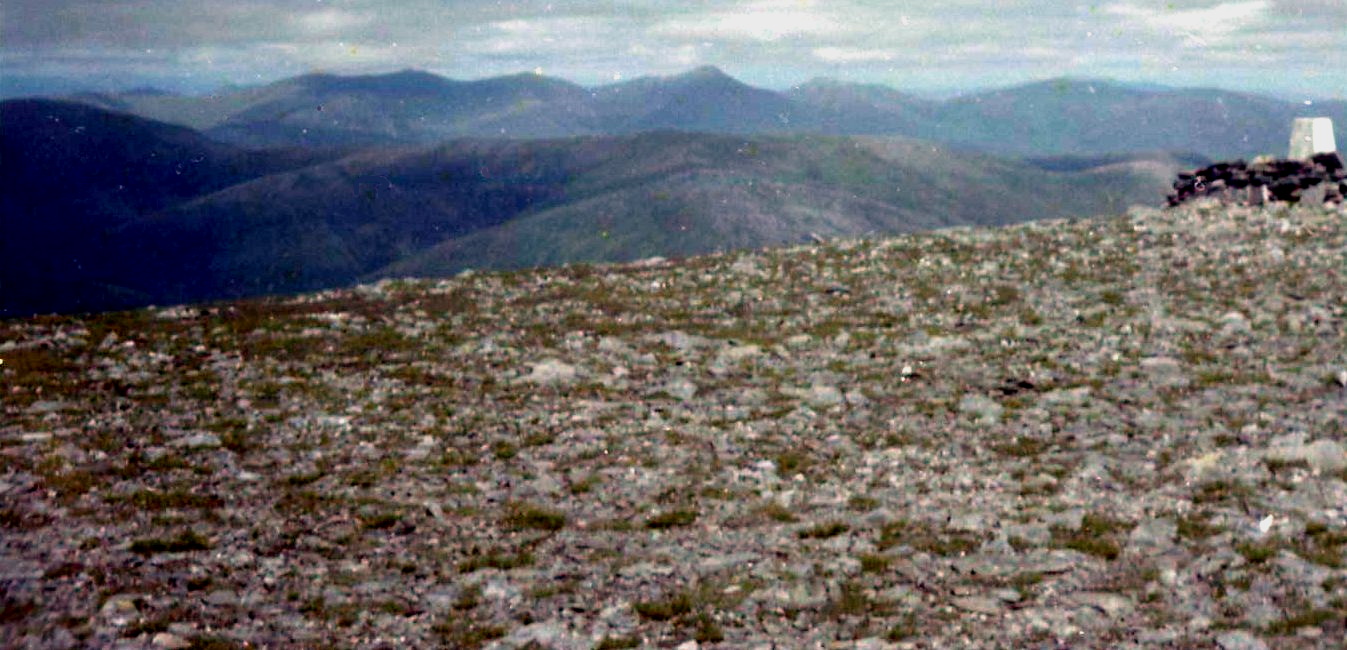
[107,140,590,306]
[0,99,339,316]
[375,134,1170,278]
[3,122,1175,316]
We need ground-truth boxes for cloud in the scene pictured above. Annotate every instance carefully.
[1105,1,1271,45]
[812,46,894,63]
[0,0,1343,98]
[653,1,847,42]
[291,9,372,38]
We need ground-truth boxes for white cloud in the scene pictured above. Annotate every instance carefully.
[291,9,370,37]
[477,16,616,55]
[1105,1,1271,43]
[653,1,846,42]
[2,0,1344,98]
[812,46,893,63]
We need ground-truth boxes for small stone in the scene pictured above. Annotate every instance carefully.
[502,621,588,650]
[1265,439,1347,473]
[1067,591,1134,618]
[25,400,70,414]
[719,344,761,363]
[1127,518,1177,553]
[658,378,699,401]
[1215,630,1268,650]
[204,589,238,606]
[1140,356,1187,387]
[518,359,578,385]
[804,384,844,408]
[152,632,191,649]
[957,394,1003,424]
[174,432,221,449]
[947,512,992,534]
[951,596,1002,615]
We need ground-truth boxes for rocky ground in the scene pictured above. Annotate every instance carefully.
[2,202,1345,649]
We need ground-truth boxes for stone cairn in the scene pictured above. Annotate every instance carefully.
[1167,117,1344,208]
[1166,151,1346,207]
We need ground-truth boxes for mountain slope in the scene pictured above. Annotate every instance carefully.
[785,77,935,134]
[5,129,1173,316]
[0,99,338,315]
[589,66,808,134]
[375,133,1169,278]
[927,78,1345,158]
[105,139,595,305]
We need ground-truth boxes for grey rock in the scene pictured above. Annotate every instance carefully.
[950,596,1002,615]
[657,378,699,401]
[499,621,588,650]
[958,394,1003,424]
[173,432,222,449]
[804,383,844,408]
[204,589,239,607]
[1264,438,1347,472]
[1066,591,1134,618]
[517,358,579,385]
[152,632,192,649]
[1215,630,1268,650]
[26,400,72,413]
[1127,518,1178,554]
[947,512,993,534]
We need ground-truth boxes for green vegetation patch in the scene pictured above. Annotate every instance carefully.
[457,548,535,573]
[129,530,212,555]
[646,509,698,530]
[1176,511,1225,541]
[106,488,223,511]
[877,518,986,556]
[634,591,695,621]
[798,520,851,539]
[1235,540,1279,565]
[595,636,641,650]
[1049,512,1129,560]
[993,436,1052,458]
[1192,480,1254,506]
[502,501,567,532]
[431,619,507,648]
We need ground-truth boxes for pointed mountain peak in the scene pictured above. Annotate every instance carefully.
[672,65,740,86]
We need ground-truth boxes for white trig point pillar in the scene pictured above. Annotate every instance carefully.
[1289,117,1337,159]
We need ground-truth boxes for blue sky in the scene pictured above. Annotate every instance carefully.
[2,1,1344,98]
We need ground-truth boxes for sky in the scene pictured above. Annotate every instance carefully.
[2,0,1345,99]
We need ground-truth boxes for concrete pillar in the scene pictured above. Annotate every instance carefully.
[1289,117,1337,159]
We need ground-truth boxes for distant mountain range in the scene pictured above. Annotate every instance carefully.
[63,66,1346,158]
[1,98,1180,316]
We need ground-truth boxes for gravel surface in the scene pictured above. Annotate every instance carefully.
[3,202,1345,648]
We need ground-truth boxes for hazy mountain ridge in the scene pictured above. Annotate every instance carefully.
[55,68,1347,157]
